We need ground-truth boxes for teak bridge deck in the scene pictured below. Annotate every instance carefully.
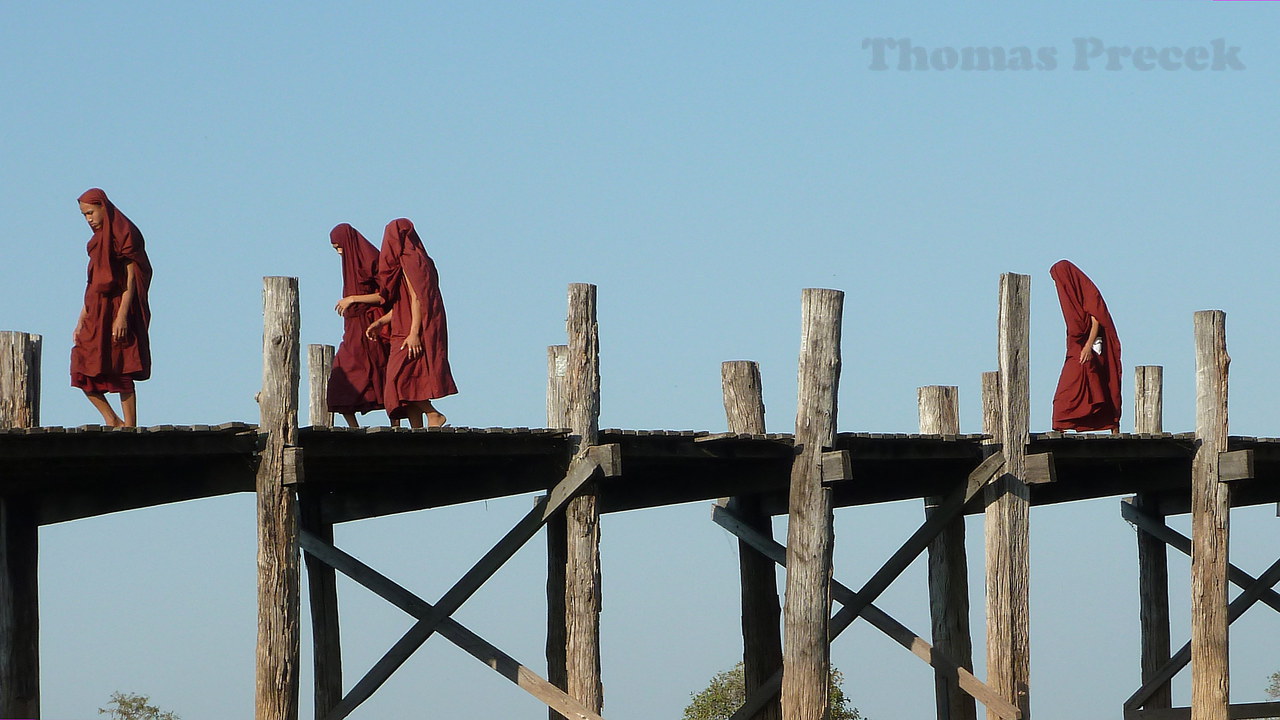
[1,275,1277,720]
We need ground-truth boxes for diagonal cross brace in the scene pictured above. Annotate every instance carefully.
[299,530,608,720]
[322,444,620,720]
[1124,553,1280,710]
[714,451,1020,720]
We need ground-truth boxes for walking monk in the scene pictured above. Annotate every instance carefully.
[328,223,390,426]
[1050,259,1121,434]
[71,188,153,427]
[365,218,457,428]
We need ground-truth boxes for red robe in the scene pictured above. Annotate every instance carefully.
[377,219,458,418]
[1051,260,1121,431]
[326,223,389,415]
[70,188,152,394]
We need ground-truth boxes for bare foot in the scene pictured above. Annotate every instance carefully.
[426,411,448,428]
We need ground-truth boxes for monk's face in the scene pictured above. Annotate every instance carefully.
[80,202,106,232]
[332,243,343,255]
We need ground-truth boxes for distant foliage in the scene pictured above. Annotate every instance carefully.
[98,691,180,720]
[1268,670,1279,698]
[682,662,863,720]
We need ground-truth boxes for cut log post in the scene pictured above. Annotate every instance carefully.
[1191,311,1230,720]
[722,360,781,720]
[564,285,603,714]
[257,277,301,720]
[919,385,976,720]
[981,371,1001,448]
[0,330,41,718]
[546,343,570,720]
[307,344,335,428]
[782,288,843,720]
[1134,365,1171,710]
[985,273,1031,720]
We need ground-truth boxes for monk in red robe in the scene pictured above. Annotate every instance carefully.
[71,188,152,427]
[328,223,391,427]
[366,218,457,428]
[1050,259,1121,433]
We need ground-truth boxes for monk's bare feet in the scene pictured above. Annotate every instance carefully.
[427,411,447,428]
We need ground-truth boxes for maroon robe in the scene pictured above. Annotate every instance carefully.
[1051,259,1121,431]
[326,223,389,415]
[70,188,152,394]
[377,219,458,418]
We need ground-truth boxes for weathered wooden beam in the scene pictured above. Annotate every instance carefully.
[713,504,1020,720]
[1124,701,1280,720]
[981,371,1001,447]
[1133,365,1172,710]
[301,492,341,720]
[0,331,40,719]
[307,344,334,428]
[1191,310,1230,720]
[1024,452,1056,486]
[326,448,613,719]
[565,284,603,716]
[820,450,852,485]
[986,273,1031,720]
[545,344,570,720]
[782,288,842,720]
[298,531,608,720]
[919,385,977,720]
[721,359,781,720]
[256,277,301,720]
[1217,450,1253,483]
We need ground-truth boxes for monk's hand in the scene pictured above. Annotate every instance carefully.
[1079,346,1091,365]
[402,334,423,359]
[335,297,354,316]
[111,314,128,343]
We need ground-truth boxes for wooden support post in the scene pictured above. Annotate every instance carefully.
[981,371,1001,447]
[307,344,334,428]
[565,285,603,714]
[782,288,843,720]
[257,278,301,720]
[919,385,976,720]
[1134,365,1172,710]
[0,331,40,719]
[985,273,1031,720]
[722,360,782,720]
[1191,311,1230,720]
[546,344,570,720]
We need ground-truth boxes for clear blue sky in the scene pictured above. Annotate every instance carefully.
[3,2,1278,718]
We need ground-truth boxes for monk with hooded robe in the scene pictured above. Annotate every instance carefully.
[1050,259,1121,433]
[366,218,457,428]
[71,188,153,427]
[328,223,391,427]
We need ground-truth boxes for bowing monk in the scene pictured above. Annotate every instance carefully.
[71,189,152,427]
[1050,259,1121,434]
[328,223,391,427]
[365,218,457,428]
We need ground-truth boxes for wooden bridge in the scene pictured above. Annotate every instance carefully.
[1,275,1277,720]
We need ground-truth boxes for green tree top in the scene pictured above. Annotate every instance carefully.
[683,662,863,720]
[98,691,180,720]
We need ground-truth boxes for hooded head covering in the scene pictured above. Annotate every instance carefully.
[330,223,380,302]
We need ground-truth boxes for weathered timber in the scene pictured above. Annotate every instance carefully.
[327,447,618,719]
[981,371,1001,447]
[308,344,334,428]
[919,385,976,720]
[782,288,842,720]
[0,331,39,718]
[256,277,301,720]
[298,532,608,720]
[1124,702,1280,720]
[986,273,1031,720]
[565,284,603,714]
[722,360,781,720]
[1191,311,1230,720]
[1133,365,1172,709]
[1217,450,1253,482]
[546,344,570,720]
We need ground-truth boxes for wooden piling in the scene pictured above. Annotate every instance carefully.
[782,288,843,720]
[985,273,1031,720]
[1133,366,1171,710]
[256,278,301,720]
[920,386,976,720]
[1191,311,1230,720]
[723,360,782,720]
[981,372,1001,447]
[0,331,40,718]
[564,285,603,714]
[303,343,340,718]
[546,344,570,720]
[307,344,334,428]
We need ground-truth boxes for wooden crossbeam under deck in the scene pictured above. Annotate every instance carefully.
[1124,701,1280,720]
